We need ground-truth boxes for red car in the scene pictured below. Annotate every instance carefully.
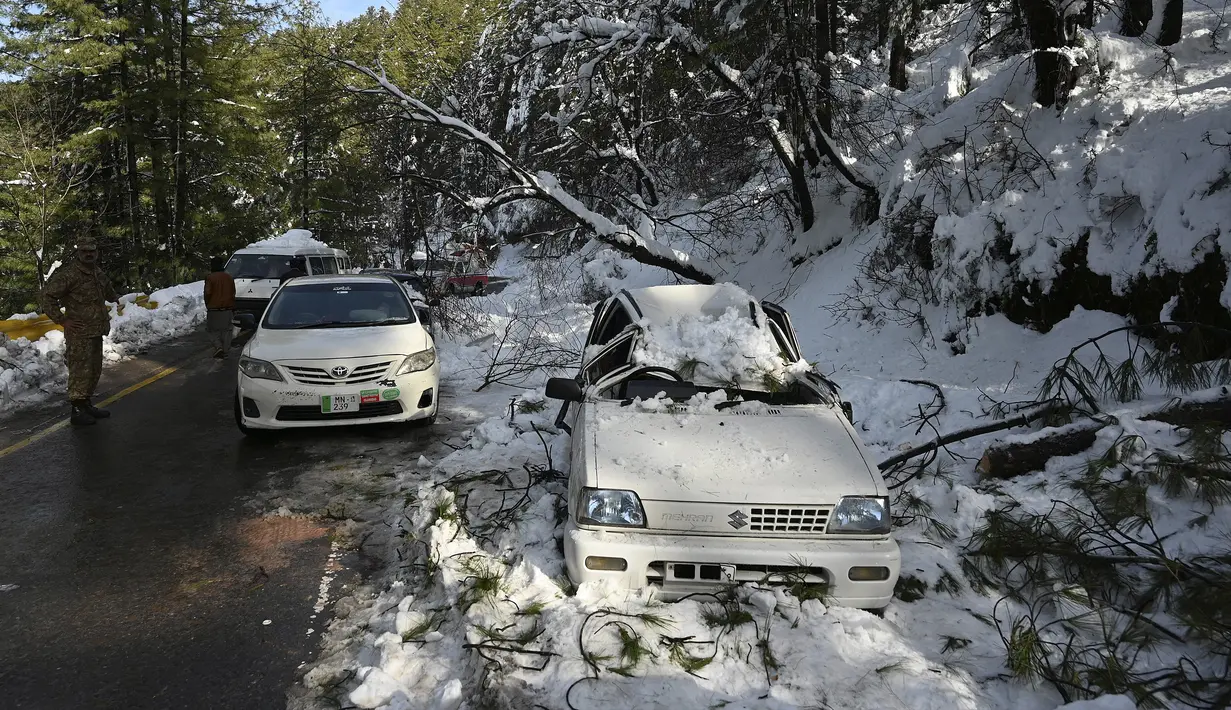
[439,254,489,296]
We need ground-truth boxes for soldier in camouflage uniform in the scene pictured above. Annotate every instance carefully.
[39,238,118,426]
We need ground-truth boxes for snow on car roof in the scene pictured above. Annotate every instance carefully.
[243,228,332,251]
[623,283,757,328]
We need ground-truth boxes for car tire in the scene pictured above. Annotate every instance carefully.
[473,282,485,296]
[445,283,457,296]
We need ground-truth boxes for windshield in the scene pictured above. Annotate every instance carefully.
[263,282,416,329]
[602,370,827,407]
[226,253,306,280]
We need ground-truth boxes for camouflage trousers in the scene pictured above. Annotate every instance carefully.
[65,335,104,401]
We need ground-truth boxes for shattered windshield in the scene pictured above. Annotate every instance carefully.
[631,306,812,392]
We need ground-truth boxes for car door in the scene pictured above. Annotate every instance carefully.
[556,329,638,433]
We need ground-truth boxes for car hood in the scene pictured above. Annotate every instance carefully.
[586,402,884,504]
[247,324,430,362]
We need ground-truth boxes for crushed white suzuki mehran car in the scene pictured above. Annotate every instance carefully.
[234,274,440,434]
[546,284,900,609]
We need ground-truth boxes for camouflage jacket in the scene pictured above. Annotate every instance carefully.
[40,261,118,338]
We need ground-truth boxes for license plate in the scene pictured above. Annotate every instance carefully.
[321,394,359,413]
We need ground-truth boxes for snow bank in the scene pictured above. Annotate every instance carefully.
[0,282,205,412]
[246,228,329,250]
[871,0,1231,318]
[290,241,1221,710]
[300,399,1004,710]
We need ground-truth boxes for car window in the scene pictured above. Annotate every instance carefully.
[766,320,797,360]
[584,332,636,383]
[593,304,633,346]
[225,254,303,280]
[761,301,801,360]
[263,282,416,329]
[308,256,338,275]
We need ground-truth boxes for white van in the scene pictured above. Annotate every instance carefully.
[225,244,353,315]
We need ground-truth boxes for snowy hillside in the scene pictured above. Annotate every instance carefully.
[280,1,1231,708]
[862,0,1231,336]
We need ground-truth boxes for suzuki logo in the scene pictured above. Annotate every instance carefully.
[728,510,748,529]
[330,365,350,379]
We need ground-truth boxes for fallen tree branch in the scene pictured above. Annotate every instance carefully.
[877,402,1069,471]
[339,60,716,285]
[978,387,1231,479]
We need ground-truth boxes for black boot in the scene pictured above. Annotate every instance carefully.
[71,401,97,426]
[85,400,111,419]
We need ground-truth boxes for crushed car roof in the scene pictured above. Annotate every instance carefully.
[622,284,758,327]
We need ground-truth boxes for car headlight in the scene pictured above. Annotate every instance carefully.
[827,496,890,535]
[397,347,436,375]
[239,356,283,382]
[577,488,646,528]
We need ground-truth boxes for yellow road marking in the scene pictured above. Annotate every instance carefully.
[0,363,182,461]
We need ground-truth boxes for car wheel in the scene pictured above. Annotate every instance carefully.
[445,282,457,295]
[473,282,485,296]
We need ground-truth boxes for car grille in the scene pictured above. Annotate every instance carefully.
[275,401,403,421]
[234,297,270,314]
[284,361,393,386]
[746,506,832,533]
[647,562,828,585]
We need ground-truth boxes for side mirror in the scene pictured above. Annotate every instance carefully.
[428,298,441,307]
[235,313,257,331]
[545,377,584,402]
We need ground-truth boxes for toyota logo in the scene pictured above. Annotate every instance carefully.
[330,365,350,379]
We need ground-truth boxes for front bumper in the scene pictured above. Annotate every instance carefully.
[564,521,900,609]
[237,366,439,429]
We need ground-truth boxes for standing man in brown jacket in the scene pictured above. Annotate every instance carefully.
[204,256,236,358]
[39,238,118,426]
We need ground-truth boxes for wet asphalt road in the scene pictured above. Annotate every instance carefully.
[0,333,350,709]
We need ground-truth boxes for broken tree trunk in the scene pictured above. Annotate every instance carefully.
[877,402,1068,472]
[977,387,1231,479]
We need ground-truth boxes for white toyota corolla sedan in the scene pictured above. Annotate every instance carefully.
[234,274,440,434]
[546,284,900,610]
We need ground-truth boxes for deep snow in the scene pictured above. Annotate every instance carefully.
[284,239,1220,710]
[285,4,1231,707]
